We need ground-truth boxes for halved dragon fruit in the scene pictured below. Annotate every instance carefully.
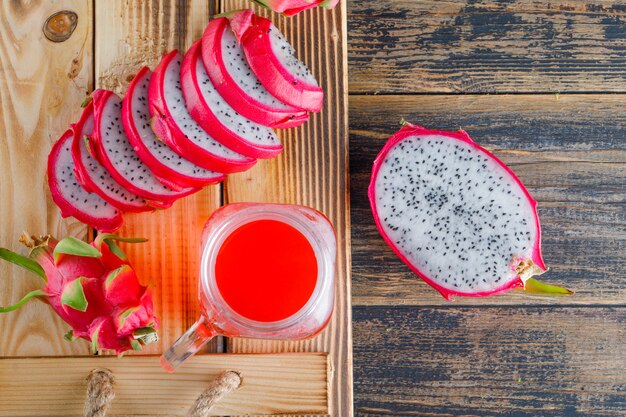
[201,17,309,129]
[149,51,257,173]
[71,101,153,212]
[48,130,123,232]
[369,123,571,300]
[90,89,198,206]
[122,67,226,189]
[229,10,323,112]
[181,40,283,158]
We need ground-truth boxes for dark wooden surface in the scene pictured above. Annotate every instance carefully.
[348,1,626,415]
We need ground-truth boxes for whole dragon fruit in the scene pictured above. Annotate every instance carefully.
[0,233,158,354]
[369,123,572,300]
[252,0,340,16]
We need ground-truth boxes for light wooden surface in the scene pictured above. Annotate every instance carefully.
[221,2,352,417]
[0,353,328,416]
[348,0,626,415]
[94,0,222,355]
[0,0,92,356]
[0,0,350,415]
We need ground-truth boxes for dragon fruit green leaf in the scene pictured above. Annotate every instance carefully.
[0,248,45,279]
[0,289,47,313]
[53,236,102,263]
[60,278,89,312]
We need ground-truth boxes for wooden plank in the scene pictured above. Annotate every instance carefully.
[0,0,93,356]
[348,0,626,94]
[94,0,222,354]
[350,94,626,306]
[0,353,328,416]
[353,306,626,416]
[221,1,353,416]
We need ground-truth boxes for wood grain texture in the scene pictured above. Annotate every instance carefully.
[348,0,626,94]
[353,306,626,416]
[0,353,328,416]
[0,0,92,356]
[221,1,353,416]
[350,94,626,306]
[94,0,221,354]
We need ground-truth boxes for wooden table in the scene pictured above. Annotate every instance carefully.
[0,1,350,416]
[349,1,626,416]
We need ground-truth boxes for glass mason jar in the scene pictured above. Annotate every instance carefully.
[161,203,336,372]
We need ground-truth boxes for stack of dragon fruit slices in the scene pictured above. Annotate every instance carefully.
[47,10,322,232]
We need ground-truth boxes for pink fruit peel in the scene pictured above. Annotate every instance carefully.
[0,233,158,355]
[230,10,323,112]
[201,17,309,128]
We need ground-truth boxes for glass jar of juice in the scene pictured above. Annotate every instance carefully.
[161,203,336,371]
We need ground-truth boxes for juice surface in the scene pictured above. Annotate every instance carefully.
[215,219,318,322]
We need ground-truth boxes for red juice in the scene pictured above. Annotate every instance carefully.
[215,219,318,322]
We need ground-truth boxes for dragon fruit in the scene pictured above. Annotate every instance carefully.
[253,0,340,16]
[201,17,309,129]
[230,10,323,112]
[48,130,123,232]
[369,123,571,300]
[122,67,226,189]
[90,89,198,205]
[0,233,158,355]
[149,51,256,174]
[71,100,153,212]
[181,40,283,158]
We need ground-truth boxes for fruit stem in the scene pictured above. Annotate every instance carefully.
[0,289,47,312]
[520,278,574,296]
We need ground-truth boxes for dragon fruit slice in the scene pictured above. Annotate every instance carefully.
[369,123,571,300]
[123,67,226,189]
[48,130,123,232]
[149,51,257,173]
[0,233,158,355]
[90,89,198,205]
[71,101,153,212]
[229,10,323,112]
[181,40,282,158]
[201,17,309,129]
[253,0,339,16]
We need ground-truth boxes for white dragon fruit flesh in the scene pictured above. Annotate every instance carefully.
[181,40,282,158]
[149,51,256,174]
[71,100,152,212]
[122,67,225,189]
[229,10,323,112]
[201,17,308,129]
[369,123,571,300]
[90,89,198,205]
[48,130,123,232]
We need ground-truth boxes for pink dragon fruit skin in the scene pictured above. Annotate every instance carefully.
[122,66,226,189]
[254,0,340,16]
[48,130,124,232]
[369,123,572,300]
[229,10,323,113]
[71,100,154,213]
[180,40,283,159]
[0,234,158,355]
[201,17,309,129]
[149,50,257,173]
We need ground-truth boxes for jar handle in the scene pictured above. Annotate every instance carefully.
[160,316,216,372]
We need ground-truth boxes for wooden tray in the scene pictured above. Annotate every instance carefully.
[0,1,351,416]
